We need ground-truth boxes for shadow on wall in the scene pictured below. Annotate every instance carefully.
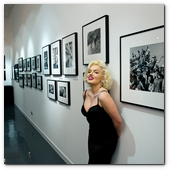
[110,79,135,164]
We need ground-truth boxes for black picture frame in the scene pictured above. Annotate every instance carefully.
[36,55,41,72]
[4,55,5,69]
[120,25,164,111]
[24,74,28,86]
[19,74,24,87]
[23,59,27,71]
[37,76,43,90]
[82,15,109,65]
[4,71,6,81]
[14,64,19,82]
[42,45,51,75]
[50,40,62,75]
[47,80,57,100]
[62,33,78,76]
[57,81,70,105]
[32,56,36,70]
[27,58,31,71]
[18,58,23,72]
[27,74,32,87]
[32,73,37,88]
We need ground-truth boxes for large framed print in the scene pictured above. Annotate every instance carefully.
[18,58,23,72]
[36,55,41,72]
[57,81,70,105]
[23,59,27,71]
[42,45,51,75]
[32,73,37,88]
[19,74,24,87]
[47,80,57,100]
[32,56,36,70]
[82,15,109,65]
[27,74,32,87]
[50,40,62,75]
[37,76,43,90]
[120,25,164,111]
[27,58,31,71]
[62,33,78,76]
[24,74,28,86]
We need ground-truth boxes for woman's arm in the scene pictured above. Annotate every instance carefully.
[99,92,122,142]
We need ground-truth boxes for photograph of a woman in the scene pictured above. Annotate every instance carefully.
[82,60,122,164]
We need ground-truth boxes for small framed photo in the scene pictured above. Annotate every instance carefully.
[82,15,109,65]
[120,25,164,110]
[14,64,19,82]
[23,59,27,71]
[50,40,62,75]
[37,76,43,90]
[62,33,78,76]
[32,73,37,88]
[18,58,23,72]
[4,71,6,81]
[27,58,31,71]
[42,45,51,75]
[19,74,24,87]
[4,55,5,69]
[47,80,57,100]
[57,81,70,105]
[36,55,41,72]
[27,74,32,87]
[32,56,36,70]
[24,74,28,86]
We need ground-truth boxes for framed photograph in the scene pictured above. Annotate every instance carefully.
[47,80,57,100]
[36,55,41,72]
[82,15,109,65]
[62,33,78,76]
[18,58,23,72]
[24,74,28,86]
[50,40,62,75]
[37,76,43,90]
[83,72,91,91]
[32,73,37,88]
[14,64,19,82]
[4,55,5,69]
[27,58,31,71]
[42,45,51,75]
[32,56,36,70]
[4,71,6,81]
[19,74,24,87]
[57,81,70,105]
[120,25,164,111]
[23,59,27,71]
[27,74,32,87]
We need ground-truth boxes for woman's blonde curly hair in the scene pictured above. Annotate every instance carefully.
[83,60,113,90]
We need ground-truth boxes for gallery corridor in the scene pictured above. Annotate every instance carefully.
[4,104,66,164]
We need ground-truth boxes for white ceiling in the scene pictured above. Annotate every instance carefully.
[4,4,15,18]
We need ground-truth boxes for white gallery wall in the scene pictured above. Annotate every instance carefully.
[6,4,164,164]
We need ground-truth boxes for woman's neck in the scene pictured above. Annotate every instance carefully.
[90,83,101,95]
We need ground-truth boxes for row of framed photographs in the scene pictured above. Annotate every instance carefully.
[19,74,43,90]
[47,80,70,105]
[18,55,41,72]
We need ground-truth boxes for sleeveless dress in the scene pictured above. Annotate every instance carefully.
[81,90,118,164]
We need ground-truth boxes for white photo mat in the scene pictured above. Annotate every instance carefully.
[47,80,56,100]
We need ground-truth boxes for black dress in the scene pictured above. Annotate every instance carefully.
[81,90,118,164]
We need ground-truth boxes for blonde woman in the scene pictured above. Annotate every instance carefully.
[81,60,122,164]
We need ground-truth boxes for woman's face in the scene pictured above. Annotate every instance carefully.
[87,65,104,85]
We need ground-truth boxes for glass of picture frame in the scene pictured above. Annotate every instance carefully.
[23,59,27,71]
[57,81,70,105]
[36,55,41,72]
[32,56,36,70]
[24,74,28,86]
[82,15,109,65]
[42,45,51,75]
[27,58,31,71]
[37,76,43,90]
[47,80,57,100]
[18,58,23,72]
[62,33,78,76]
[32,73,37,88]
[19,74,24,87]
[27,74,32,87]
[120,25,164,111]
[50,40,62,75]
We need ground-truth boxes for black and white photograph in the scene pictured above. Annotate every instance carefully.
[32,73,37,88]
[82,15,109,65]
[19,74,24,87]
[87,28,101,55]
[47,80,56,100]
[4,71,6,81]
[120,25,164,110]
[36,55,41,72]
[24,74,28,86]
[43,45,51,75]
[23,59,27,71]
[18,58,23,72]
[130,43,164,93]
[27,58,31,71]
[62,33,78,76]
[27,74,32,87]
[14,64,19,82]
[32,56,36,70]
[37,76,43,90]
[57,81,70,105]
[4,55,5,69]
[50,40,62,75]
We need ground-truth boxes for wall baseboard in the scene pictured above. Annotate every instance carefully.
[14,103,73,164]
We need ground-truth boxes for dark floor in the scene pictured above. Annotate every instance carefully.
[4,104,66,164]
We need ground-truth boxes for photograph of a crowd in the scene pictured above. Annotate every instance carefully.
[130,42,164,93]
